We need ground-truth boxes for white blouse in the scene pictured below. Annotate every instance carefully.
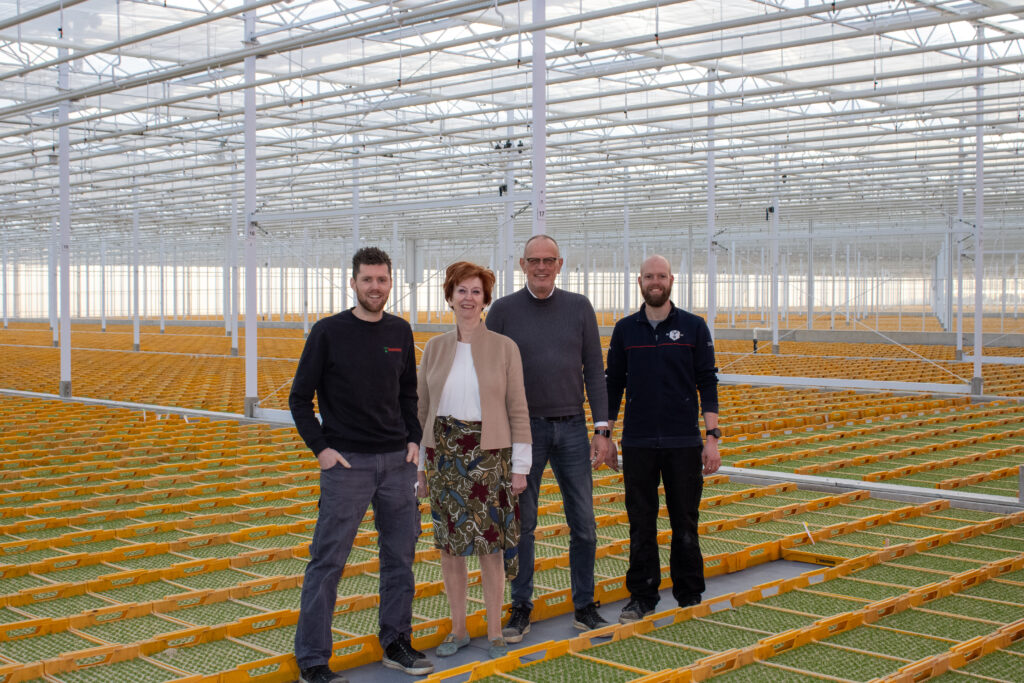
[421,341,532,474]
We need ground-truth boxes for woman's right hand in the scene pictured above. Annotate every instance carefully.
[416,471,429,499]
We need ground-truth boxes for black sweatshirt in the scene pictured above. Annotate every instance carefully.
[606,303,719,449]
[289,310,422,455]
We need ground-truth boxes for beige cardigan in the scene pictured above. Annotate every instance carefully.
[417,327,532,451]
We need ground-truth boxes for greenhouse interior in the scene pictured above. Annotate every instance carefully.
[2,0,1024,681]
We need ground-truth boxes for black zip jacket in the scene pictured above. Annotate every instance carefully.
[289,310,422,456]
[606,303,719,448]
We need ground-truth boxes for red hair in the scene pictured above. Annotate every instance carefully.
[443,261,496,305]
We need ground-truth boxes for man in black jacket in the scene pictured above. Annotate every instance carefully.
[289,247,433,683]
[604,254,721,624]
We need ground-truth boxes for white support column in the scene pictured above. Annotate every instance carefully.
[583,234,590,302]
[971,25,985,394]
[159,247,166,333]
[687,225,693,310]
[1015,254,1019,321]
[956,140,965,359]
[172,247,178,320]
[830,239,836,330]
[132,190,140,352]
[898,240,903,330]
[845,245,851,324]
[706,70,717,339]
[223,229,231,335]
[58,49,72,397]
[623,201,630,314]
[406,238,419,331]
[243,12,259,416]
[99,239,106,332]
[770,152,779,354]
[391,222,400,315]
[353,138,361,255]
[50,220,58,346]
[302,229,310,335]
[531,0,546,236]
[1,241,6,329]
[946,217,955,331]
[730,240,736,328]
[921,241,927,332]
[807,221,814,329]
[231,203,239,353]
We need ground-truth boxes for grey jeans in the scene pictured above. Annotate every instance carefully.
[294,450,419,669]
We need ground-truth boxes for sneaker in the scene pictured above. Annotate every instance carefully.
[487,637,509,659]
[572,602,610,631]
[382,635,434,675]
[618,598,656,624]
[435,632,471,657]
[502,604,531,643]
[298,665,349,683]
[678,594,702,608]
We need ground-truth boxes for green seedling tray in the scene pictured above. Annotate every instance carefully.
[243,558,308,577]
[874,608,994,640]
[807,577,907,601]
[769,642,901,681]
[757,589,866,616]
[585,636,705,671]
[964,580,1024,604]
[150,637,267,674]
[853,564,948,587]
[887,553,983,574]
[704,605,816,633]
[825,624,952,659]
[956,650,1024,680]
[161,600,264,626]
[512,652,640,683]
[923,594,1024,624]
[0,629,101,662]
[101,580,186,604]
[51,657,181,683]
[709,661,832,682]
[80,614,187,644]
[18,594,112,619]
[651,618,765,651]
[236,624,297,654]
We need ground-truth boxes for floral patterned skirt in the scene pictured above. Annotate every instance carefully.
[425,415,520,578]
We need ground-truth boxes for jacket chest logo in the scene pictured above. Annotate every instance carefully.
[383,346,402,354]
[668,330,681,341]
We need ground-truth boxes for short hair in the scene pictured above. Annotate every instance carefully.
[443,261,496,306]
[523,234,559,256]
[352,247,391,278]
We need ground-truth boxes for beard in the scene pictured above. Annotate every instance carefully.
[356,289,388,313]
[641,283,671,308]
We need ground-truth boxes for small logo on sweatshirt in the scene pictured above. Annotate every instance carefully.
[383,347,403,354]
[668,330,681,341]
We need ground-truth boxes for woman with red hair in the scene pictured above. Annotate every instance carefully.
[416,261,531,659]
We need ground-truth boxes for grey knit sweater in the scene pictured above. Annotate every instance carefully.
[485,287,609,423]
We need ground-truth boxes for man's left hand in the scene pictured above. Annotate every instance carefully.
[406,442,419,466]
[590,434,618,471]
[702,438,721,475]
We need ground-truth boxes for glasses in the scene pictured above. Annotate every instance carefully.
[524,257,559,266]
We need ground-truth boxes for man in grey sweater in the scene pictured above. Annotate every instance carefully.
[486,234,613,639]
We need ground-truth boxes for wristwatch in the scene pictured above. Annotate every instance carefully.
[594,428,611,438]
[705,427,722,440]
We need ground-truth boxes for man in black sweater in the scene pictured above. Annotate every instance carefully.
[486,234,613,639]
[289,247,432,683]
[604,254,721,624]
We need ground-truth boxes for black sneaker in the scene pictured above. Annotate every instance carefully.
[501,603,531,643]
[618,598,656,624]
[382,635,434,675]
[299,665,349,683]
[572,602,610,631]
[678,594,702,608]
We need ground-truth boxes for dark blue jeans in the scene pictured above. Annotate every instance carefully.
[622,445,705,606]
[294,450,419,669]
[511,415,597,610]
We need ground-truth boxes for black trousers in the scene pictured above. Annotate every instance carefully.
[622,445,705,606]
